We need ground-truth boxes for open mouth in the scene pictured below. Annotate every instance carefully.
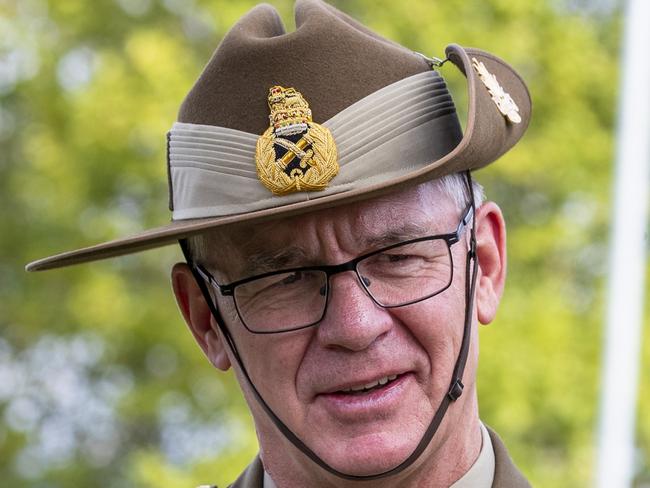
[317,373,411,416]
[337,374,401,395]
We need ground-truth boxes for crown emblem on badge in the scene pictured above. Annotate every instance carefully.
[471,58,521,124]
[255,86,339,195]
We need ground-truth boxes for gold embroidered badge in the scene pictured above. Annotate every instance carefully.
[255,86,339,195]
[471,58,521,124]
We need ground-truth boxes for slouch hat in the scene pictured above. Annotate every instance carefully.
[27,0,531,271]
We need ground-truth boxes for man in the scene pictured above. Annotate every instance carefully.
[27,0,532,486]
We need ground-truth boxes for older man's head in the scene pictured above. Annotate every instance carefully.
[26,1,529,484]
[171,174,507,486]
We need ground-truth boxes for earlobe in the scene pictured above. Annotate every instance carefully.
[204,328,232,371]
[473,202,507,325]
[171,263,231,371]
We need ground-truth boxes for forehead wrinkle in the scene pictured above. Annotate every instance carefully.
[354,186,455,251]
[241,246,311,277]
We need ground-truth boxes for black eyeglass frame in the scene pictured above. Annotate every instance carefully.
[194,204,474,335]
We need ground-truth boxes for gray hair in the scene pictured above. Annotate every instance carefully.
[433,172,484,213]
[186,173,484,265]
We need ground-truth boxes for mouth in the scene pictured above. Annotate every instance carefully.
[315,373,412,419]
[336,374,401,395]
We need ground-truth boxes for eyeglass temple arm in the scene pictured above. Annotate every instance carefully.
[193,263,235,296]
[194,264,210,283]
[448,203,475,246]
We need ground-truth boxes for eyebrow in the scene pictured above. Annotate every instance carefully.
[360,222,433,250]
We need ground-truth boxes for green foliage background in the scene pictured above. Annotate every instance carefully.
[1,0,648,486]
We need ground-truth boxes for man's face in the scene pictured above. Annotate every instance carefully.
[195,182,483,477]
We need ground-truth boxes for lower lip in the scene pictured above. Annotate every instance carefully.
[316,373,413,419]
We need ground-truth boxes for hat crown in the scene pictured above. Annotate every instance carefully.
[178,0,429,134]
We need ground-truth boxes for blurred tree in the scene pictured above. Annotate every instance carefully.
[2,0,646,487]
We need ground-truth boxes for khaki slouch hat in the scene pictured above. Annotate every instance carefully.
[27,0,531,272]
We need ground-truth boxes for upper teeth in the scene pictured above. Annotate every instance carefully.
[341,374,398,393]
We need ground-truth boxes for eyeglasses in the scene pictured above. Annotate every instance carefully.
[195,205,473,334]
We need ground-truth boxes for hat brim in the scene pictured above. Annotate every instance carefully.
[26,44,531,272]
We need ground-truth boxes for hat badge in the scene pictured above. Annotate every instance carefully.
[471,58,521,124]
[255,86,339,195]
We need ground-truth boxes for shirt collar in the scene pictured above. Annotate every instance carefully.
[450,421,495,488]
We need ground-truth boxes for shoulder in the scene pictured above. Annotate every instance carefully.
[227,455,265,488]
[487,426,532,488]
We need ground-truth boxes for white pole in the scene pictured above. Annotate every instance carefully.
[596,0,650,486]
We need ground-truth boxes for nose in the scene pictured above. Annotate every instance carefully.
[316,272,393,351]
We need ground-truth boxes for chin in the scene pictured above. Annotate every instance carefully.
[313,430,420,476]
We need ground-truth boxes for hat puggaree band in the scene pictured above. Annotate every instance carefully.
[168,70,460,220]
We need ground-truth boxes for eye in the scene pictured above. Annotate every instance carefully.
[371,251,424,266]
[386,253,417,262]
[280,271,303,285]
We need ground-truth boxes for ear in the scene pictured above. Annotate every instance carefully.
[171,263,231,370]
[473,202,507,325]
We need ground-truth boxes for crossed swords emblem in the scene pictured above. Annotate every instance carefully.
[273,133,315,178]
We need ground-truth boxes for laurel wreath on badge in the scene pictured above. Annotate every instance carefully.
[256,86,339,196]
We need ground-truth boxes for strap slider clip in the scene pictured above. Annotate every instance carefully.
[447,379,464,401]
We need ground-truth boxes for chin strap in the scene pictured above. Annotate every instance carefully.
[179,170,479,481]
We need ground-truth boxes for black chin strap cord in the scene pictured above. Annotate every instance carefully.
[178,171,479,481]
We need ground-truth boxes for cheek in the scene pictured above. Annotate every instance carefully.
[390,281,467,374]
[221,302,312,402]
